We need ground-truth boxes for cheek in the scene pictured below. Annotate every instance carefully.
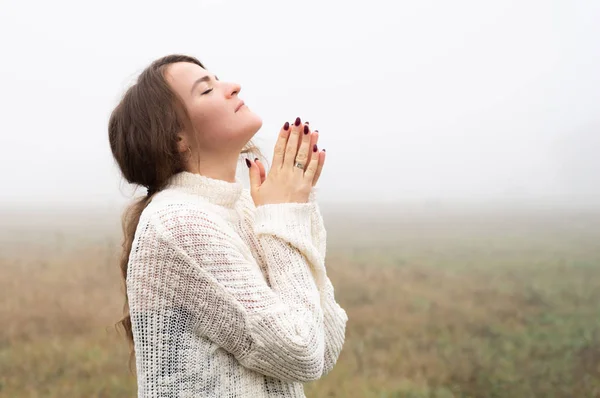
[189,101,236,141]
[189,101,224,128]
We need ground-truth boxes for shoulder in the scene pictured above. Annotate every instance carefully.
[140,190,230,238]
[137,191,251,265]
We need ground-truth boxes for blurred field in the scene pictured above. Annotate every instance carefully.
[1,203,600,397]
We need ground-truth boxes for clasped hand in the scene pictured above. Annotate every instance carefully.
[247,117,325,206]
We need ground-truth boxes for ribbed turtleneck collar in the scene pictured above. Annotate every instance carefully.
[166,171,243,208]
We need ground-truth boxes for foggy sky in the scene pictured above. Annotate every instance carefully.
[1,0,599,207]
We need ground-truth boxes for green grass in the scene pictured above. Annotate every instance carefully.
[1,205,600,397]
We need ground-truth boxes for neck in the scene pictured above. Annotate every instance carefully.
[167,169,243,208]
[185,151,240,183]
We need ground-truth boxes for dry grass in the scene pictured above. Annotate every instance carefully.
[1,205,600,397]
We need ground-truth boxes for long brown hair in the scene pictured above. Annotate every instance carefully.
[108,54,261,352]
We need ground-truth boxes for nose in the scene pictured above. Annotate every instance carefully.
[225,81,242,98]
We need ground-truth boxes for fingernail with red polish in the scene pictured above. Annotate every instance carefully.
[304,125,309,134]
[254,158,259,162]
[313,144,318,152]
[295,117,301,126]
[284,122,289,131]
[245,158,251,168]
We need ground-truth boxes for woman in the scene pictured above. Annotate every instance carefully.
[108,54,348,397]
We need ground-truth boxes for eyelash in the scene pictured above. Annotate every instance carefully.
[201,88,213,95]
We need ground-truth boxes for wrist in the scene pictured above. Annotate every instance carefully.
[309,187,318,203]
[254,202,312,236]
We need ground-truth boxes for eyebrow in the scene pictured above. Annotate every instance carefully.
[190,75,219,94]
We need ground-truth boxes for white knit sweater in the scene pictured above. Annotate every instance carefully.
[127,171,348,397]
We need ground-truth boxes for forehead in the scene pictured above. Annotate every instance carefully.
[165,62,210,95]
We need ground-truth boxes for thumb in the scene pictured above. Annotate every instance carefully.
[246,158,261,192]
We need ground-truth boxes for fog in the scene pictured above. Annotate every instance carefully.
[1,0,599,208]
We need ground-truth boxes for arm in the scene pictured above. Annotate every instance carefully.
[239,187,348,377]
[307,187,348,375]
[133,203,326,382]
[308,187,325,256]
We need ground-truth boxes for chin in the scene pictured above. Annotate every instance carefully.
[244,112,263,137]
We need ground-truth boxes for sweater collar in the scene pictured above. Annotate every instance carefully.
[167,171,243,208]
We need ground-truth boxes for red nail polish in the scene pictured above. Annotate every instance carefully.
[254,158,259,162]
[284,122,289,131]
[313,144,318,152]
[304,125,309,134]
[295,117,301,126]
[245,158,251,168]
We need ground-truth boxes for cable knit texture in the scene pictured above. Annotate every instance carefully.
[127,171,348,397]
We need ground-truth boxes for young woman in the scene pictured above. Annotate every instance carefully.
[108,54,348,397]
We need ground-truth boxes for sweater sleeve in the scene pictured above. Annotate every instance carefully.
[306,187,349,375]
[130,203,328,382]
[238,188,348,377]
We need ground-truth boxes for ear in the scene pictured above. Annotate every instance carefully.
[176,132,189,154]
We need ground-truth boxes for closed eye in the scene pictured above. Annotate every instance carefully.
[201,88,213,95]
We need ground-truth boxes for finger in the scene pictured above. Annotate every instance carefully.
[312,149,325,186]
[284,117,302,168]
[305,144,320,181]
[272,121,291,169]
[294,123,312,171]
[306,130,319,169]
[255,158,266,183]
[246,158,261,192]
[300,129,317,170]
[297,122,311,151]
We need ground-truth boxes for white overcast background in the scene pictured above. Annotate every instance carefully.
[1,0,599,208]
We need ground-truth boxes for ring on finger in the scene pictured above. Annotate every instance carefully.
[294,161,304,169]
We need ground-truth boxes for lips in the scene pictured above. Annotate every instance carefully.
[235,101,245,112]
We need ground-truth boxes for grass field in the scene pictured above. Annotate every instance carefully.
[1,204,600,397]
